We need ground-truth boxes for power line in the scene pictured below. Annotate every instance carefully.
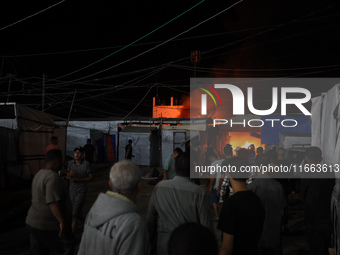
[53,0,206,80]
[3,10,339,58]
[121,84,156,120]
[0,0,66,31]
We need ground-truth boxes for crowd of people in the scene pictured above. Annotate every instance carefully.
[25,137,335,255]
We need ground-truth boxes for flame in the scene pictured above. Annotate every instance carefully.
[242,141,253,149]
[229,132,264,150]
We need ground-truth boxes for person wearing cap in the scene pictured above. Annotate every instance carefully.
[67,146,93,232]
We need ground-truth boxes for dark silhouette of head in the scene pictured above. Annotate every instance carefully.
[305,146,322,164]
[175,152,190,177]
[168,222,218,255]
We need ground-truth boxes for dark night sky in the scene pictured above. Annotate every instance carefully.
[0,0,339,119]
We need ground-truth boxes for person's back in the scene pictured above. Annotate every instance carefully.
[26,149,75,255]
[302,178,334,223]
[78,191,148,255]
[300,146,335,255]
[248,155,286,253]
[218,190,265,255]
[83,139,96,163]
[78,160,149,255]
[218,157,265,255]
[45,136,59,155]
[147,152,213,255]
[248,176,286,252]
[125,139,133,160]
[168,223,218,255]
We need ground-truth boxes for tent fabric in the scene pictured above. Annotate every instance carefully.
[119,132,151,165]
[107,135,116,162]
[66,127,90,157]
[161,129,199,165]
[311,85,340,254]
[0,127,19,188]
[279,133,311,149]
[261,115,311,145]
[0,103,67,186]
[64,120,118,135]
[0,103,63,130]
[320,86,339,165]
[311,96,323,148]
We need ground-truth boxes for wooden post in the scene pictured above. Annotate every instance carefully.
[66,90,77,128]
[160,116,163,165]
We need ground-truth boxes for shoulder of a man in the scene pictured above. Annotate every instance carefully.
[41,171,63,201]
[38,169,59,182]
[159,177,206,194]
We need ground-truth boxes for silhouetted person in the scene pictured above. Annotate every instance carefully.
[45,136,59,155]
[218,157,265,255]
[168,223,218,255]
[66,146,93,232]
[26,149,75,255]
[237,148,249,161]
[147,152,213,255]
[83,139,96,164]
[125,139,133,160]
[219,144,234,205]
[248,144,256,165]
[300,146,334,255]
[206,151,224,221]
[276,147,295,233]
[248,155,286,255]
[163,147,183,180]
[256,147,264,158]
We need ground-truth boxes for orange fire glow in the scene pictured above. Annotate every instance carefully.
[152,96,190,118]
[228,132,264,155]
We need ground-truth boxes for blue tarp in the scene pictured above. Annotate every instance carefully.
[261,115,311,144]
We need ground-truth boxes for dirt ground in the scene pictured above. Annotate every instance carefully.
[0,163,309,255]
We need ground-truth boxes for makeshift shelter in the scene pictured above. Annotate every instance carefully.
[118,118,209,166]
[260,114,311,148]
[310,84,340,253]
[55,119,119,163]
[0,103,66,188]
[118,126,159,165]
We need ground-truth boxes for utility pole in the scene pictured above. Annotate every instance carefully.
[42,74,46,112]
[6,74,12,103]
[190,50,201,78]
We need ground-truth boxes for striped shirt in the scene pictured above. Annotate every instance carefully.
[67,159,92,193]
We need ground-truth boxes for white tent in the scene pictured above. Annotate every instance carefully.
[311,84,340,253]
[54,119,120,162]
[0,103,66,187]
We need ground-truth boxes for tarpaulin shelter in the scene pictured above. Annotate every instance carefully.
[261,115,311,145]
[310,84,340,253]
[54,119,119,163]
[118,126,159,165]
[118,118,209,166]
[0,103,66,188]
